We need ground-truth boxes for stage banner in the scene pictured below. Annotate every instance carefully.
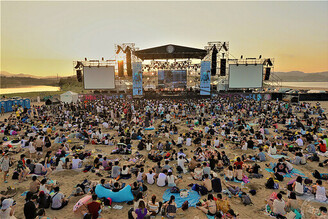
[200,61,211,95]
[132,62,143,96]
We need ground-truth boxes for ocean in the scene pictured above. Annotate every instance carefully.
[280,82,328,89]
[0,86,60,95]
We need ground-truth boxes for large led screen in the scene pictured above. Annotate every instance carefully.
[158,70,187,89]
[229,64,263,88]
[83,66,115,89]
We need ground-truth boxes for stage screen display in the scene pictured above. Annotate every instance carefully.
[229,64,263,88]
[83,66,115,89]
[158,70,187,89]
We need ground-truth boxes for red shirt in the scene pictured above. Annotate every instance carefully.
[87,201,101,219]
[234,161,243,168]
[319,143,327,153]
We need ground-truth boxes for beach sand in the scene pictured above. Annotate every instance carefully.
[1,101,327,219]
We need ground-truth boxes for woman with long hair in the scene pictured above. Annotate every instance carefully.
[147,195,162,216]
[163,195,177,219]
[132,200,149,219]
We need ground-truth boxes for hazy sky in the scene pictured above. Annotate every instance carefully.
[1,1,328,77]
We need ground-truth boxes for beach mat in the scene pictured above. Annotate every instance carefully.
[162,189,200,208]
[297,193,328,204]
[266,154,288,159]
[265,168,305,178]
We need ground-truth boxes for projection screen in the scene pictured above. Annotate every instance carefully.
[228,64,263,88]
[83,66,115,89]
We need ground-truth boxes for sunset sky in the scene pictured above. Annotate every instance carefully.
[1,1,328,77]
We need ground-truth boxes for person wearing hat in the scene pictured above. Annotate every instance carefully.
[0,153,11,183]
[0,198,16,219]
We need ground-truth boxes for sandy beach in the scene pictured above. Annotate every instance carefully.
[0,101,327,219]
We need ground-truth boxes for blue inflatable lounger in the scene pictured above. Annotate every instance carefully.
[95,184,134,202]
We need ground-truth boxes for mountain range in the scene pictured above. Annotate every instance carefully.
[0,71,64,79]
[273,71,328,82]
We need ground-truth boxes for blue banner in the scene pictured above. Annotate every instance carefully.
[132,62,143,96]
[200,61,211,95]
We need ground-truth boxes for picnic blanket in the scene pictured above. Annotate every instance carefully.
[297,193,328,203]
[265,168,305,178]
[266,153,288,159]
[162,189,200,208]
[224,175,250,184]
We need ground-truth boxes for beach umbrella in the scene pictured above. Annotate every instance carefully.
[73,195,92,212]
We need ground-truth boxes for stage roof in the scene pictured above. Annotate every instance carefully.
[134,44,207,60]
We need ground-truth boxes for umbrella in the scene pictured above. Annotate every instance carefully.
[73,195,92,212]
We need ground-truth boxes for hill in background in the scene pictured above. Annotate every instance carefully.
[273,71,328,82]
[0,76,59,88]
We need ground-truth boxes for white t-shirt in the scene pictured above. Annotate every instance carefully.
[157,173,167,187]
[146,173,155,184]
[167,175,177,184]
[273,199,286,215]
[268,146,277,155]
[316,186,327,202]
[295,138,304,147]
[214,139,220,147]
[177,158,185,168]
[186,138,192,146]
[40,184,50,195]
[51,192,64,209]
[72,158,82,169]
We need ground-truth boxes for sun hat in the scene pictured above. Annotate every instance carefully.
[1,199,13,210]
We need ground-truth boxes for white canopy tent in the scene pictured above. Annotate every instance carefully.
[60,91,78,103]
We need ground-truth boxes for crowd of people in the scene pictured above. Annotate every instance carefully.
[0,96,327,219]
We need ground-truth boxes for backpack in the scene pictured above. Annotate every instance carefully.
[170,186,180,193]
[275,173,284,182]
[181,201,189,211]
[211,178,222,193]
[265,178,275,189]
[12,171,19,180]
[241,194,252,205]
[198,185,208,196]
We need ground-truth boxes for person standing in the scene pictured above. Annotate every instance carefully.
[0,153,11,183]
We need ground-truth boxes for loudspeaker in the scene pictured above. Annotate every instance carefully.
[220,59,226,76]
[126,48,132,77]
[264,68,271,80]
[76,70,82,82]
[118,60,124,77]
[211,45,218,76]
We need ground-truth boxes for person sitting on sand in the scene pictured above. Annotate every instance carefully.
[202,174,212,192]
[163,195,177,219]
[215,193,231,214]
[50,186,68,210]
[196,194,218,217]
[191,164,203,181]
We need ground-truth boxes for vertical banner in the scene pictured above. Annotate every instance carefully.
[132,62,143,96]
[200,61,211,95]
